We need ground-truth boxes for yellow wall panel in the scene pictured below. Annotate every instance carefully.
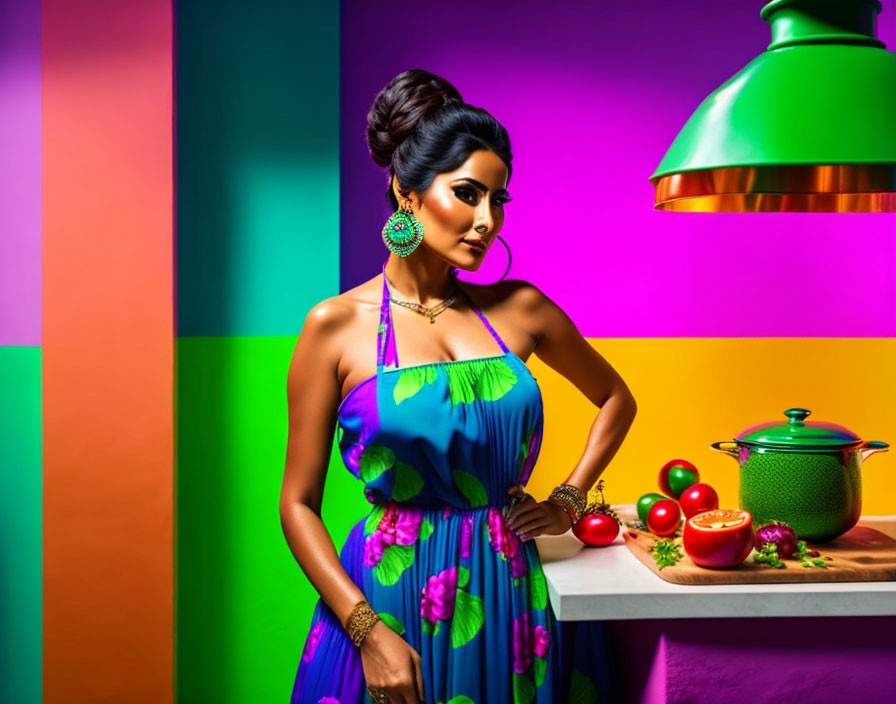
[525,338,896,517]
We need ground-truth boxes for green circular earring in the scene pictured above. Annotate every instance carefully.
[382,202,424,257]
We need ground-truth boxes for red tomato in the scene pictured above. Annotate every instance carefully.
[573,512,620,547]
[678,482,720,519]
[658,459,700,499]
[646,499,681,537]
[682,509,754,569]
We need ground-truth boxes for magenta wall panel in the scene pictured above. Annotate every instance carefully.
[340,0,896,337]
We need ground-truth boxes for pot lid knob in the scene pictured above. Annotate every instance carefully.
[784,408,811,425]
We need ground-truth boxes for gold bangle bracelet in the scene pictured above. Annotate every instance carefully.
[548,484,586,522]
[344,599,380,647]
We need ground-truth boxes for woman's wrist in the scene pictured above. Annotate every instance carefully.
[547,483,586,525]
[344,598,381,647]
[546,498,577,529]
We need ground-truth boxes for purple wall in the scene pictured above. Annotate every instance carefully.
[341,0,896,337]
[0,0,41,345]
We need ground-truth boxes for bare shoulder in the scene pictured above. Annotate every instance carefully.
[457,277,545,311]
[455,277,553,353]
[288,276,382,382]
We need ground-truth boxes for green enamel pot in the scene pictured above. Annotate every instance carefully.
[710,408,888,543]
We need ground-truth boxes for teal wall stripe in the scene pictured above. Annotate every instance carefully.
[175,1,341,701]
[176,0,340,338]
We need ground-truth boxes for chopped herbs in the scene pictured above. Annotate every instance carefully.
[753,542,786,568]
[649,537,683,570]
[795,540,831,569]
[755,539,832,569]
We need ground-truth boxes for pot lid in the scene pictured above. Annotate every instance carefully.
[734,408,862,449]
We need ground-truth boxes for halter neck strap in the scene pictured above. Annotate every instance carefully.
[377,257,510,371]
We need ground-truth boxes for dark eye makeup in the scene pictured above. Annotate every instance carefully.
[453,186,512,207]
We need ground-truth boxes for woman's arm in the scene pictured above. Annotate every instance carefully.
[506,282,637,539]
[529,283,638,494]
[280,298,425,701]
[278,298,368,629]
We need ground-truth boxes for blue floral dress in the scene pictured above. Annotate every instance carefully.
[290,258,620,704]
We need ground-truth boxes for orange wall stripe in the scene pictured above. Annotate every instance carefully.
[42,1,174,701]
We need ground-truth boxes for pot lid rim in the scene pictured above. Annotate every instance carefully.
[733,407,862,448]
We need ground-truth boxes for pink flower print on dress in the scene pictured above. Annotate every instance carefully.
[379,501,422,547]
[394,503,423,545]
[442,505,457,519]
[419,565,459,623]
[363,530,385,567]
[486,506,520,562]
[512,611,533,674]
[459,513,474,560]
[509,549,527,579]
[317,697,340,704]
[363,501,423,567]
[301,620,325,664]
[533,624,550,658]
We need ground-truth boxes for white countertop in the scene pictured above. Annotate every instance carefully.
[534,505,896,621]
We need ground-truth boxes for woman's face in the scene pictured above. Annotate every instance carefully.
[395,149,511,271]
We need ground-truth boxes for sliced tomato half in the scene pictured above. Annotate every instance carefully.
[682,508,754,569]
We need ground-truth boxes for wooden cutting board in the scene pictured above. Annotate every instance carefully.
[623,524,896,585]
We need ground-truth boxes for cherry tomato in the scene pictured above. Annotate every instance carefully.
[573,511,620,547]
[682,508,754,569]
[659,459,700,499]
[647,499,681,537]
[636,492,667,525]
[678,482,720,519]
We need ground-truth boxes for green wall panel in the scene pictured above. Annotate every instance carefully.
[177,338,365,702]
[0,347,42,704]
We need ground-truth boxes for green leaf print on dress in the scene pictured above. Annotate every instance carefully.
[393,365,438,404]
[419,564,484,647]
[450,563,483,647]
[392,459,425,501]
[513,672,536,704]
[529,564,548,610]
[372,543,415,586]
[533,656,547,687]
[450,588,485,648]
[359,444,395,482]
[437,696,476,704]
[445,358,518,406]
[518,419,536,467]
[364,501,424,586]
[419,517,434,541]
[364,503,386,535]
[471,358,517,401]
[392,357,517,406]
[452,468,489,508]
[377,612,406,636]
[570,667,599,704]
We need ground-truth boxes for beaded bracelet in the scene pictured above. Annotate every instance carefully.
[547,483,587,525]
[344,599,381,647]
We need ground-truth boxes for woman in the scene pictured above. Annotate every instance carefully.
[281,68,637,704]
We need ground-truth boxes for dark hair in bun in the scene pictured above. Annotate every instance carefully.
[366,68,513,211]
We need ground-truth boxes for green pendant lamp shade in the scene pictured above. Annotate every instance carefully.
[650,0,896,212]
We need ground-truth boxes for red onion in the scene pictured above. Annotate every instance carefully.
[754,521,798,559]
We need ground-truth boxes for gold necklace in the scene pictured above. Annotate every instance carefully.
[384,272,460,324]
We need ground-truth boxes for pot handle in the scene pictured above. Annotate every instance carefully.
[710,441,739,459]
[860,440,889,462]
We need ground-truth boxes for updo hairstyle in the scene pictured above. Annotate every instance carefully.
[366,68,513,211]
